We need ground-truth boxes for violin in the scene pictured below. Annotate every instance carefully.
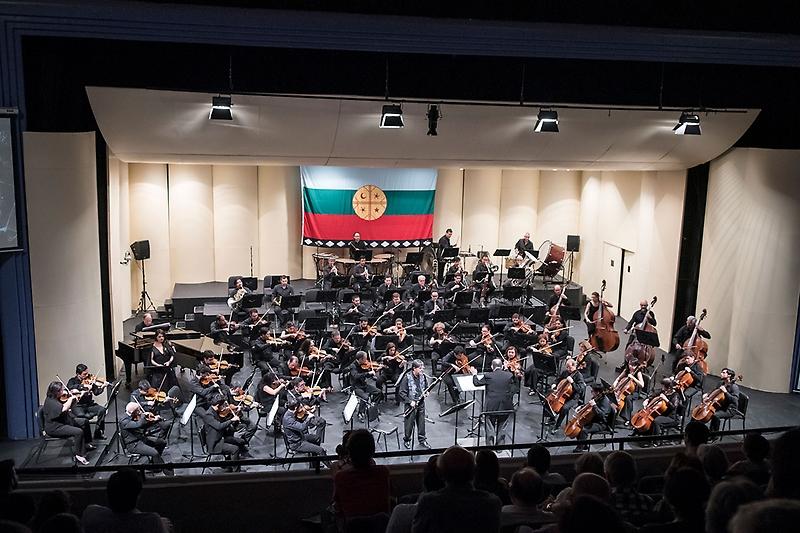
[454,352,474,375]
[294,403,313,420]
[289,364,313,377]
[504,356,523,378]
[209,358,239,372]
[82,374,109,388]
[144,387,179,404]
[691,375,743,422]
[300,386,324,399]
[564,386,612,439]
[308,346,335,362]
[216,402,241,420]
[613,363,645,410]
[360,360,384,371]
[200,373,221,386]
[132,408,161,423]
[589,280,620,353]
[232,387,261,408]
[682,309,710,373]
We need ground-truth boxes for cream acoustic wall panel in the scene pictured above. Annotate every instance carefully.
[597,171,643,253]
[212,165,259,281]
[576,170,603,292]
[499,169,539,249]
[258,166,303,281]
[699,148,800,392]
[433,168,464,244]
[108,155,132,354]
[129,163,171,306]
[536,170,581,248]
[167,164,215,283]
[24,132,105,399]
[461,169,502,269]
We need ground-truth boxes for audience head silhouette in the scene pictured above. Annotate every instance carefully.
[345,429,375,468]
[526,444,552,474]
[730,499,800,533]
[437,446,475,486]
[768,428,800,499]
[604,450,637,488]
[107,468,144,513]
[560,495,624,533]
[664,467,710,521]
[705,478,763,533]
[571,472,610,502]
[509,467,544,506]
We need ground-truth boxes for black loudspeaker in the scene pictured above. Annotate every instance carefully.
[566,235,580,252]
[130,240,151,261]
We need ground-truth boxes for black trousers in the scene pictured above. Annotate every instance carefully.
[554,398,580,428]
[354,384,383,413]
[47,421,88,456]
[403,404,426,442]
[577,421,607,442]
[710,409,735,432]
[72,403,107,436]
[441,372,461,403]
[127,436,166,463]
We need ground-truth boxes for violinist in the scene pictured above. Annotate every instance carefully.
[584,292,612,337]
[350,257,372,293]
[287,376,325,407]
[632,378,684,443]
[239,308,269,342]
[505,313,537,349]
[394,323,414,353]
[149,329,178,391]
[470,358,515,446]
[301,340,336,392]
[283,355,312,384]
[210,313,235,343]
[350,351,383,420]
[189,364,224,413]
[547,357,586,433]
[377,342,405,402]
[350,317,377,352]
[120,402,172,475]
[613,360,645,425]
[251,327,282,374]
[323,257,339,290]
[66,364,110,440]
[707,368,740,433]
[280,321,307,356]
[398,360,432,449]
[257,371,288,433]
[42,380,94,465]
[129,379,175,438]
[514,232,535,258]
[282,400,329,468]
[469,324,497,370]
[406,274,430,308]
[502,345,524,382]
[342,294,369,321]
[573,383,615,453]
[438,345,467,403]
[200,395,246,468]
[323,329,355,376]
[200,349,238,387]
[429,321,453,372]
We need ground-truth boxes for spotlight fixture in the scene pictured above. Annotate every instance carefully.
[426,104,441,136]
[209,95,233,120]
[379,104,404,128]
[673,111,701,135]
[534,109,559,133]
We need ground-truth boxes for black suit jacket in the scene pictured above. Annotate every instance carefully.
[473,370,515,412]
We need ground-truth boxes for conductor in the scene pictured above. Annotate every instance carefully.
[470,358,516,446]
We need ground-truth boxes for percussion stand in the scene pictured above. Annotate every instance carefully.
[566,251,576,285]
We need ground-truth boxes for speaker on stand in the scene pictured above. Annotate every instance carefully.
[131,240,156,315]
[565,235,580,284]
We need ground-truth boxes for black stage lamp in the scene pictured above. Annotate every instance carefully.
[426,104,441,136]
[673,111,701,135]
[534,109,559,133]
[209,95,233,120]
[380,104,404,128]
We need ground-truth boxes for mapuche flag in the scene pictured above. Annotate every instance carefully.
[301,166,437,247]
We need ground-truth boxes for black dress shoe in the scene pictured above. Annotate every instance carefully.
[403,440,412,450]
[418,440,431,449]
[86,443,97,451]
[94,432,106,440]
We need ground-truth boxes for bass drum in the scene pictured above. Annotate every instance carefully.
[537,241,566,277]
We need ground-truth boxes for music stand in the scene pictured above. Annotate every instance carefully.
[507,267,526,281]
[453,291,474,308]
[559,306,582,322]
[535,390,557,442]
[374,335,400,352]
[432,309,455,323]
[241,293,264,310]
[501,285,524,303]
[405,252,423,266]
[415,291,432,306]
[454,374,485,443]
[331,276,351,289]
[352,250,373,261]
[468,308,490,324]
[439,399,476,446]
[180,395,206,460]
[632,328,660,347]
[394,310,414,324]
[522,305,547,326]
[442,247,460,260]
[304,316,329,332]
[493,249,511,285]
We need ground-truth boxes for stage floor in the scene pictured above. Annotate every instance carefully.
[6,314,800,478]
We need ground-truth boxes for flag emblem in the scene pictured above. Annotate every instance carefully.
[352,184,387,221]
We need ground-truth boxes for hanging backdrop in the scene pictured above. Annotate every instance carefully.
[301,166,437,247]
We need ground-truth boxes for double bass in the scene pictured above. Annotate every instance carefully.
[589,280,620,353]
[625,296,658,366]
[691,375,742,422]
[682,309,710,373]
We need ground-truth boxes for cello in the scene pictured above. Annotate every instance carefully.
[630,386,676,431]
[546,352,588,415]
[691,375,742,422]
[682,309,710,373]
[589,280,620,353]
[563,385,612,439]
[625,296,658,366]
[613,362,646,410]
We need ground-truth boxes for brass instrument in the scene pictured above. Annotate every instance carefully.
[271,294,282,307]
[227,287,247,309]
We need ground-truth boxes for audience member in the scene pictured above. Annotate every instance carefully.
[683,421,710,456]
[412,446,502,533]
[333,429,391,521]
[573,452,604,477]
[604,451,653,526]
[0,519,31,532]
[387,455,442,533]
[705,478,763,533]
[500,468,554,529]
[729,498,800,533]
[665,451,703,475]
[32,490,72,531]
[526,445,567,496]
[698,444,730,486]
[0,492,36,526]
[474,450,510,505]
[767,427,800,499]
[726,433,771,486]
[81,469,168,533]
[40,513,83,533]
[559,495,625,533]
[0,459,18,496]
[640,467,709,533]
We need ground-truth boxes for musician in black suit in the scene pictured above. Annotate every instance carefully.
[398,360,431,449]
[470,358,516,446]
[322,257,340,290]
[134,312,155,333]
[677,351,706,401]
[342,294,369,322]
[374,275,397,310]
[119,402,172,475]
[239,308,268,342]
[708,368,741,433]
[422,290,447,329]
[199,394,247,469]
[349,231,367,259]
[350,256,372,293]
[350,351,383,419]
[437,228,454,283]
[209,313,235,344]
[573,382,615,452]
[66,364,110,440]
[547,357,586,432]
[271,276,294,327]
[406,274,430,308]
